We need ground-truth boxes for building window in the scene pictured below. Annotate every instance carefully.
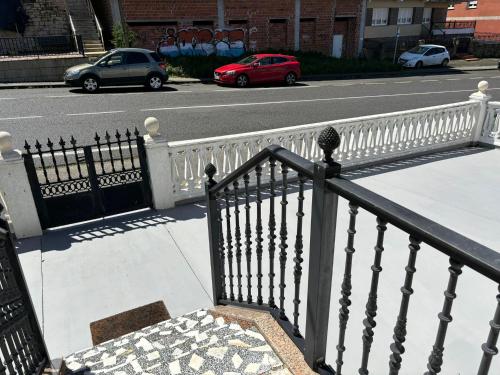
[422,8,432,24]
[269,19,287,24]
[397,8,413,25]
[468,1,478,9]
[193,20,214,27]
[371,8,389,26]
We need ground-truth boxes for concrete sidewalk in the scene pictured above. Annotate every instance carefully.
[17,147,500,374]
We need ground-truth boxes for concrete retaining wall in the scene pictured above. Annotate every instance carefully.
[0,56,90,83]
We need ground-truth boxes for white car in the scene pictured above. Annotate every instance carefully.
[398,44,450,69]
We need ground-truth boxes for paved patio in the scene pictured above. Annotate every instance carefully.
[18,146,500,373]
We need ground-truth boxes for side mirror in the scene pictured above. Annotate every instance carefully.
[252,62,260,68]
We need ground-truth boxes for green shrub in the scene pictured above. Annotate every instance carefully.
[112,24,137,48]
[164,50,402,78]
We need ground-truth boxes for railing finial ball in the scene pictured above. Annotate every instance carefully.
[318,126,340,164]
[478,80,489,94]
[205,162,217,184]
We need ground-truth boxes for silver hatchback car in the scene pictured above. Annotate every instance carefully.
[64,48,169,93]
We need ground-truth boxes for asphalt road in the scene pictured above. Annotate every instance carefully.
[1,69,500,149]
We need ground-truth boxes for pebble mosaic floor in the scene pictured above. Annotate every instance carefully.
[63,309,289,375]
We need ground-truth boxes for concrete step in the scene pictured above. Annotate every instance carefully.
[62,309,285,374]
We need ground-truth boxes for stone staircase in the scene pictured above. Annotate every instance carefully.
[62,309,290,374]
[65,0,106,57]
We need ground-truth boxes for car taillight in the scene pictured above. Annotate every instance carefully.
[159,63,166,70]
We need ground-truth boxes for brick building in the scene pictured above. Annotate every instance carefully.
[93,0,365,58]
[447,0,500,37]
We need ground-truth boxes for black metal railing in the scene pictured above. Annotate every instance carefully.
[205,126,500,374]
[0,35,84,58]
[0,205,50,374]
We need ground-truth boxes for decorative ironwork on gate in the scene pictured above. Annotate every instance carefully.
[0,204,49,374]
[23,129,152,229]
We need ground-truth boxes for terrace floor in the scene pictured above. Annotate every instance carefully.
[17,146,500,373]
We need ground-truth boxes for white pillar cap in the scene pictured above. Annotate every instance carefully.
[0,131,21,161]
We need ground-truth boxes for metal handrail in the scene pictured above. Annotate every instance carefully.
[84,0,105,47]
[327,177,500,282]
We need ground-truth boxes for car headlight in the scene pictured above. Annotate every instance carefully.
[225,70,236,76]
[65,70,79,78]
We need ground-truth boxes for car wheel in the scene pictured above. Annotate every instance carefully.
[236,74,249,88]
[285,72,297,86]
[82,76,99,93]
[441,58,450,67]
[415,61,423,69]
[147,74,164,90]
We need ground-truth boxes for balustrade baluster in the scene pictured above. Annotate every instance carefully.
[233,180,243,302]
[59,137,72,180]
[255,164,264,305]
[224,187,235,301]
[268,158,277,307]
[359,217,388,375]
[125,129,136,169]
[279,164,289,319]
[292,174,306,337]
[115,130,126,171]
[105,131,116,173]
[243,174,253,303]
[477,285,500,375]
[336,203,359,375]
[31,141,48,184]
[70,136,83,179]
[46,138,61,183]
[217,199,227,301]
[388,236,421,375]
[424,258,464,375]
[94,133,105,174]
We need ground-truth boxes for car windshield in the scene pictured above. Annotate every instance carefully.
[407,46,430,55]
[94,52,114,65]
[237,56,258,65]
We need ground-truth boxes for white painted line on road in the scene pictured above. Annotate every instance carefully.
[365,82,386,85]
[394,81,412,84]
[491,75,500,78]
[66,110,125,116]
[0,115,43,121]
[470,77,484,80]
[168,90,193,93]
[446,78,461,81]
[421,79,439,82]
[141,87,500,112]
[0,98,15,101]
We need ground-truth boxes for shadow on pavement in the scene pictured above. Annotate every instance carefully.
[68,86,180,94]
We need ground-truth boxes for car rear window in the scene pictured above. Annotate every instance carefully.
[149,52,162,62]
[126,52,149,64]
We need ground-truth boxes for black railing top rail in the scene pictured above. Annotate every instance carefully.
[208,145,315,193]
[208,126,500,283]
[328,177,500,283]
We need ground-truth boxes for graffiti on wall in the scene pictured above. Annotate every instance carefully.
[157,28,246,57]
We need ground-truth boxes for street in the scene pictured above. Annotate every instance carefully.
[1,69,500,148]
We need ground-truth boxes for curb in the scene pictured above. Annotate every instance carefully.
[0,66,496,90]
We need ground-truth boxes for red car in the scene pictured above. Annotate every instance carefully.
[214,54,301,88]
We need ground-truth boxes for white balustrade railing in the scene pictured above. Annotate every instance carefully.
[484,101,500,140]
[167,100,481,202]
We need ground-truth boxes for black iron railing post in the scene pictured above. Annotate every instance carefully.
[305,127,341,372]
[205,163,224,304]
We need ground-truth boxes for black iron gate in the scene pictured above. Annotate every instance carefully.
[24,129,152,229]
[0,204,49,374]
